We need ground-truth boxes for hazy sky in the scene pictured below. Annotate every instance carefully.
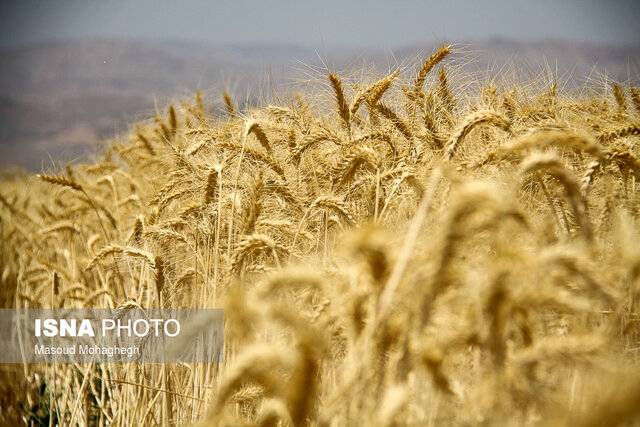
[1,0,639,48]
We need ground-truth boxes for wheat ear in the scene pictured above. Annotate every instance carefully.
[328,73,351,133]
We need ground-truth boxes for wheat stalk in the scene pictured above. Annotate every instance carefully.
[328,73,351,133]
[414,45,451,95]
[223,91,236,120]
[443,110,512,160]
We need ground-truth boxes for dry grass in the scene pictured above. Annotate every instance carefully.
[1,45,640,426]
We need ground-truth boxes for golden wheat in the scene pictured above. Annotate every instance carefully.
[1,45,640,427]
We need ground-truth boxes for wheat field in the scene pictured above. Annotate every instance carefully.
[1,45,640,426]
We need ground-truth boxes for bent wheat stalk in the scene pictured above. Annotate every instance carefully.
[38,174,111,242]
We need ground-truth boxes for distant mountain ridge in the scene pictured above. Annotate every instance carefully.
[1,37,638,170]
